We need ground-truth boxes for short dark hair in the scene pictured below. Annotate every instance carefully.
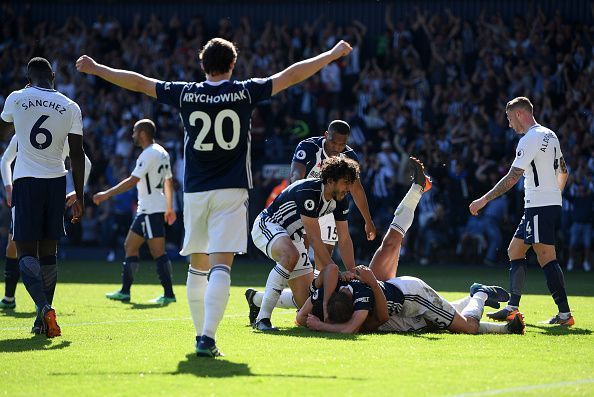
[134,119,156,138]
[320,156,360,184]
[27,57,53,81]
[327,120,350,136]
[327,291,354,324]
[199,38,237,76]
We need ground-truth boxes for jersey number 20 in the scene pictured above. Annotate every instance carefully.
[189,110,240,151]
[30,115,52,150]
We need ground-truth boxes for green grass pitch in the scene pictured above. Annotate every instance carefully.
[1,259,593,397]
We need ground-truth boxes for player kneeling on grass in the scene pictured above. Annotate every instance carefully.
[251,156,358,331]
[296,157,525,335]
[93,119,177,304]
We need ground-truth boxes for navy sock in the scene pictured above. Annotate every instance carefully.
[508,259,527,307]
[40,255,58,305]
[156,255,174,298]
[542,260,570,313]
[4,257,19,298]
[19,255,48,309]
[121,256,139,294]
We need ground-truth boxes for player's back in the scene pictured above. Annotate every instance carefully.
[2,87,82,180]
[133,143,172,214]
[155,78,272,193]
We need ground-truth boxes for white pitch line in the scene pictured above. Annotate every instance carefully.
[0,310,295,331]
[447,378,594,397]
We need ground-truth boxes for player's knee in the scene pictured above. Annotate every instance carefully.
[279,246,300,270]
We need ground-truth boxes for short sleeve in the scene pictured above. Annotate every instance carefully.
[294,187,318,218]
[131,151,153,179]
[333,198,349,221]
[292,140,316,165]
[68,102,83,136]
[0,92,15,123]
[164,154,173,179]
[511,135,539,170]
[155,81,188,109]
[242,78,272,104]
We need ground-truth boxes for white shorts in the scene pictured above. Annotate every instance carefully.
[251,215,313,280]
[380,276,456,331]
[180,188,249,256]
[318,213,337,245]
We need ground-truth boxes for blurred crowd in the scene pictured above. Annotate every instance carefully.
[0,3,593,268]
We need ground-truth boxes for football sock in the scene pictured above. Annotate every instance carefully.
[449,296,471,312]
[542,260,570,313]
[155,255,175,298]
[39,255,57,305]
[18,255,48,308]
[477,321,512,334]
[4,257,19,298]
[256,264,290,322]
[460,291,487,320]
[187,266,208,337]
[390,184,423,235]
[201,265,231,340]
[121,256,139,294]
[252,289,297,309]
[508,259,527,307]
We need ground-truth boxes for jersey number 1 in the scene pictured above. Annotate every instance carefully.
[189,110,240,151]
[30,115,52,150]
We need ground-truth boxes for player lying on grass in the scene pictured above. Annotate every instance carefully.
[296,157,525,335]
[250,156,358,331]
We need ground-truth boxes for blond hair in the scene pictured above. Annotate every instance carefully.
[506,97,533,114]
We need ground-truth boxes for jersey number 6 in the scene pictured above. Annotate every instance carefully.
[189,110,240,151]
[30,115,52,150]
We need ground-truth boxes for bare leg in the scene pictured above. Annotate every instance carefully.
[369,229,403,281]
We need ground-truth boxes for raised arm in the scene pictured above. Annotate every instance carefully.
[76,55,158,98]
[270,40,352,96]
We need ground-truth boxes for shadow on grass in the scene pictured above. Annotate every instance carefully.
[526,323,592,336]
[0,310,37,319]
[0,336,71,352]
[249,325,360,340]
[171,354,365,380]
[123,302,171,310]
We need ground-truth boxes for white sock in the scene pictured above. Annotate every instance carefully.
[256,264,290,322]
[390,184,423,235]
[477,321,511,334]
[201,265,231,340]
[186,266,208,337]
[449,296,471,312]
[461,291,487,320]
[253,288,297,309]
[504,304,519,311]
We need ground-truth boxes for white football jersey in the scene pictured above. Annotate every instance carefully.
[511,124,563,208]
[131,143,173,214]
[0,86,83,181]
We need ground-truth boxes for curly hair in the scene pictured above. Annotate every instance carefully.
[320,156,360,184]
[199,38,237,76]
[327,291,354,324]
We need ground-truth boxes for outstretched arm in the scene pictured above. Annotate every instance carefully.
[270,40,352,96]
[93,176,140,205]
[469,166,523,215]
[76,55,158,98]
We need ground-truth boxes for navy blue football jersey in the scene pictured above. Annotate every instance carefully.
[262,178,349,239]
[155,78,272,192]
[292,136,359,179]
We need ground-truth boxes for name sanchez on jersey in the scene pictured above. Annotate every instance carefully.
[20,99,67,114]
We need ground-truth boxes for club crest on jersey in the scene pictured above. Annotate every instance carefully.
[304,199,315,211]
[296,150,306,160]
[516,149,524,158]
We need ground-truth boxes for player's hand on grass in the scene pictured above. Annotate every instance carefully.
[329,40,352,60]
[354,265,376,286]
[65,191,78,207]
[76,55,99,75]
[164,209,177,225]
[365,221,377,240]
[469,197,487,216]
[93,192,109,205]
[306,314,323,331]
[4,185,12,207]
[70,199,84,224]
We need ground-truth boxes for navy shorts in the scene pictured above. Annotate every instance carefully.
[12,176,66,242]
[514,205,561,245]
[130,212,165,239]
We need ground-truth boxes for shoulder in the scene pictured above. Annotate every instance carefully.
[343,145,359,162]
